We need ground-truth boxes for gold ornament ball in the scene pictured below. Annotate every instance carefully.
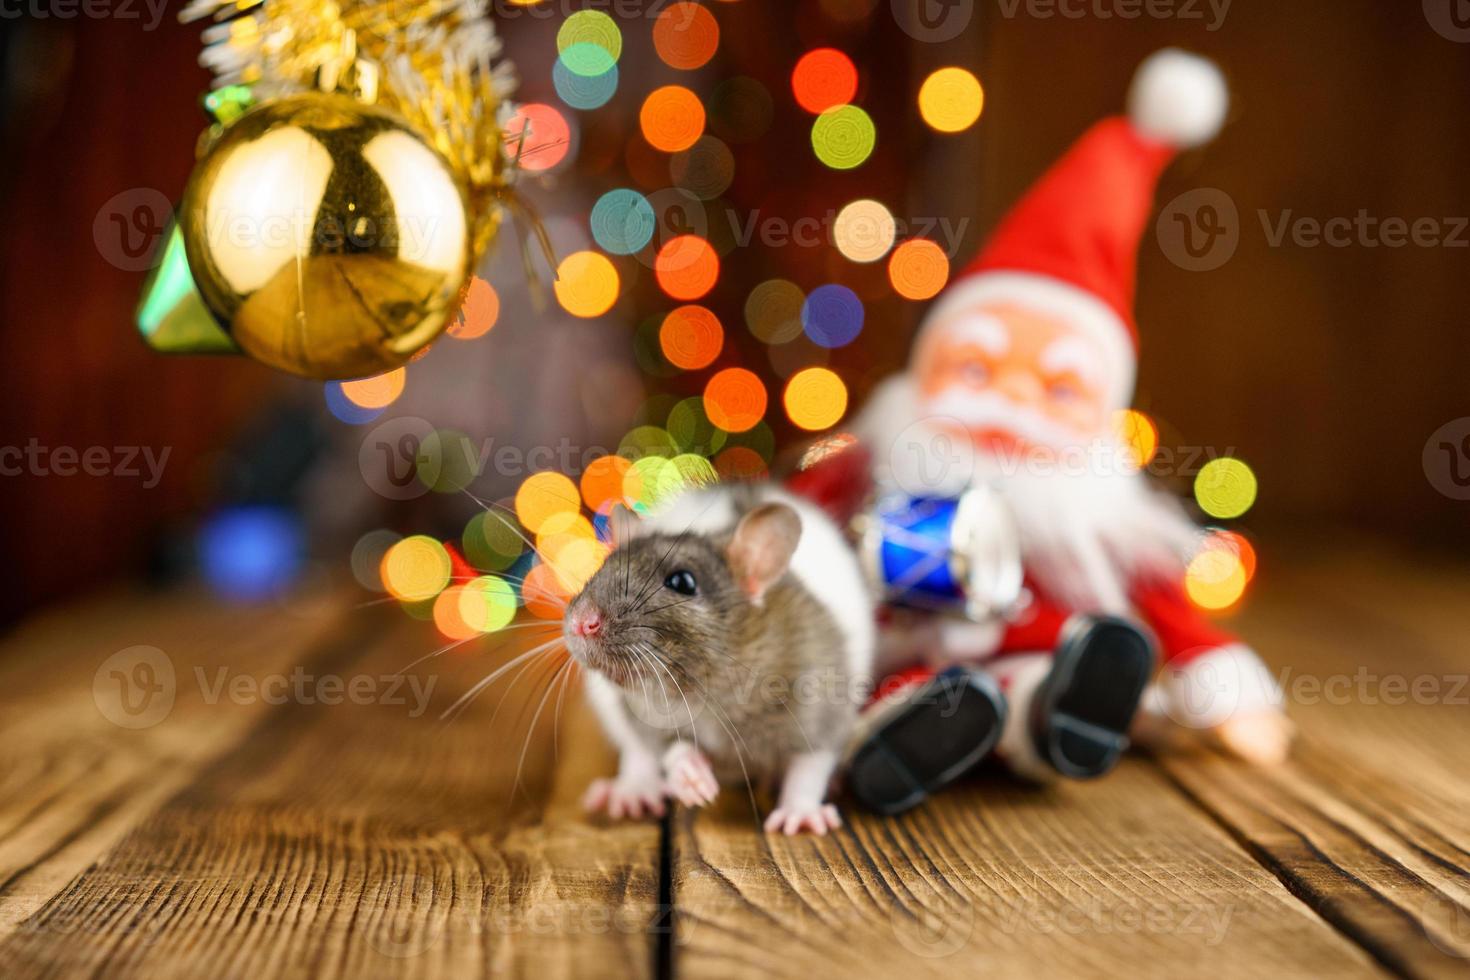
[180,92,474,380]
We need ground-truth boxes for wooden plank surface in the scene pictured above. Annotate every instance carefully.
[1154,548,1470,979]
[0,601,660,978]
[3,545,1470,978]
[671,760,1379,978]
[0,586,348,939]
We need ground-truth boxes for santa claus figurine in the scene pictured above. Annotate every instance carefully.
[790,49,1293,815]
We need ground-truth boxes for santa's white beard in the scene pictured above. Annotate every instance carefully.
[855,376,1201,614]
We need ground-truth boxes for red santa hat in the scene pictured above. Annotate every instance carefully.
[916,49,1230,409]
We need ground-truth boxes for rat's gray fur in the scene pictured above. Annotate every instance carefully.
[567,497,858,787]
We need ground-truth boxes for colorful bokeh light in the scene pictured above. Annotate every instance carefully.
[659,305,724,370]
[432,586,481,641]
[791,48,858,114]
[504,103,572,172]
[811,104,875,170]
[381,535,452,602]
[714,445,768,480]
[704,367,768,433]
[801,284,864,348]
[556,11,622,73]
[655,234,720,300]
[1185,547,1249,611]
[341,368,406,409]
[1202,529,1258,582]
[459,575,518,633]
[554,53,618,110]
[888,239,950,300]
[784,367,848,431]
[449,276,499,340]
[324,384,384,424]
[745,279,806,343]
[515,472,581,534]
[581,454,632,514]
[1113,408,1160,469]
[1195,458,1259,520]
[834,199,896,263]
[640,85,706,152]
[918,67,985,133]
[554,250,620,318]
[590,189,656,255]
[653,2,720,70]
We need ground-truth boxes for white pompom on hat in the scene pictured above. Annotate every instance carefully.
[1127,48,1229,148]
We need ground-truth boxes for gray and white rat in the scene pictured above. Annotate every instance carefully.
[564,483,875,835]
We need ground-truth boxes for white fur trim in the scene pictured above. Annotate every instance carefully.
[1128,49,1228,149]
[918,271,1136,409]
[1158,644,1284,729]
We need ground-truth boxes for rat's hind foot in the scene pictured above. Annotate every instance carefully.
[663,744,719,808]
[763,802,842,836]
[582,775,666,820]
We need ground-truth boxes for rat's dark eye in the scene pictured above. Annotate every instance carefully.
[664,570,698,596]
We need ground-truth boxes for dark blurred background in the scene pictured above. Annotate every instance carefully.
[2,0,1468,625]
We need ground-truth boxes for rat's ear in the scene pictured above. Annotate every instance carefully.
[608,503,642,546]
[727,502,802,605]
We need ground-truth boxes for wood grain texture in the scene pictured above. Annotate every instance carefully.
[1154,550,1470,978]
[4,546,1470,978]
[0,604,660,979]
[671,760,1380,978]
[0,586,348,938]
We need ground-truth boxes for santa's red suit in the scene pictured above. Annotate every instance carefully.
[790,50,1287,780]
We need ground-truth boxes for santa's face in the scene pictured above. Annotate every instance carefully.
[913,301,1115,457]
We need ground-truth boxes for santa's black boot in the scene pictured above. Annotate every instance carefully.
[1029,616,1156,779]
[848,666,1007,816]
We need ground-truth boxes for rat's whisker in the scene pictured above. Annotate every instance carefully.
[439,636,563,722]
[551,656,579,761]
[459,489,561,569]
[513,652,572,804]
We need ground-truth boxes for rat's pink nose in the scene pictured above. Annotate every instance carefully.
[571,609,603,637]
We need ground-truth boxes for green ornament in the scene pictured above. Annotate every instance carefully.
[135,217,239,355]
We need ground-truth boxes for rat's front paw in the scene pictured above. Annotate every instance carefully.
[582,775,666,820]
[763,802,842,836]
[665,748,719,808]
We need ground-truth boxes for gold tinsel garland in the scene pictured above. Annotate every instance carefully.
[179,0,517,257]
